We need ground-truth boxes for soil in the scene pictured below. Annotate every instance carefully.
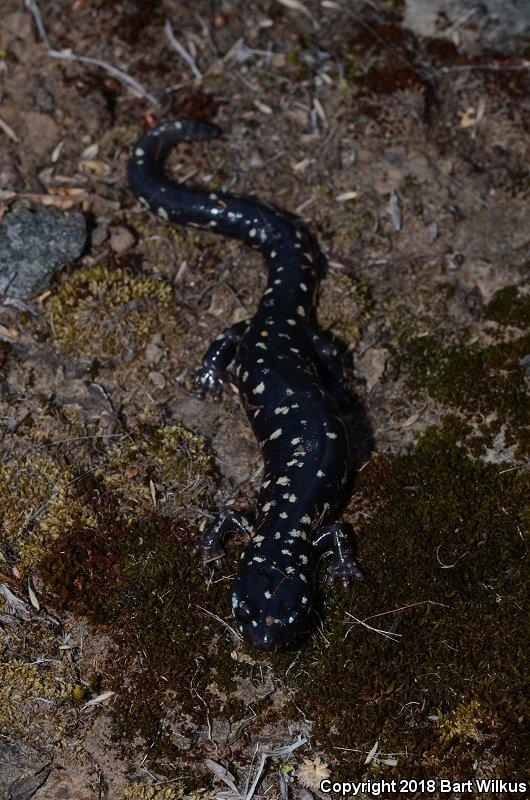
[0,2,528,799]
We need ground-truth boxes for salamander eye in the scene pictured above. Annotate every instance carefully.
[234,600,254,623]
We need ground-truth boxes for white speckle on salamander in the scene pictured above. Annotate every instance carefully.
[157,207,168,220]
[269,428,282,440]
[253,382,265,394]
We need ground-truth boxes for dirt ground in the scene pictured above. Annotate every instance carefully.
[0,2,528,799]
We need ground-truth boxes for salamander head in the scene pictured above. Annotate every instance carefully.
[231,555,313,651]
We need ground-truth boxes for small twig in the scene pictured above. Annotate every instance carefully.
[0,115,18,142]
[436,62,530,76]
[164,19,203,80]
[196,604,243,641]
[25,0,160,108]
[343,612,401,642]
[444,6,479,36]
[436,545,470,569]
[362,600,448,623]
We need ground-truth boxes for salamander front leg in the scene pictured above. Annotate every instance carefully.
[313,522,364,589]
[201,508,251,570]
[194,320,248,401]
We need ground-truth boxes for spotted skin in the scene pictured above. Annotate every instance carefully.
[128,119,363,651]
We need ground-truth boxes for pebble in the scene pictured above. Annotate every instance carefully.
[149,371,166,389]
[109,225,135,254]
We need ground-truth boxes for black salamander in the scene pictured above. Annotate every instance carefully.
[128,119,364,651]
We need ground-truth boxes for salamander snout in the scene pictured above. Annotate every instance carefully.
[231,571,312,651]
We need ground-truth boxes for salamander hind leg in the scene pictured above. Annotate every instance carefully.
[194,320,248,400]
[313,522,364,589]
[201,508,251,570]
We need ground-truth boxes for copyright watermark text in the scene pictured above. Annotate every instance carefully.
[319,778,528,796]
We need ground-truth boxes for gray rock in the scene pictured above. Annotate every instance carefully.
[0,204,86,300]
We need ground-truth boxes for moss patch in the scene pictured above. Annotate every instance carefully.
[102,424,214,519]
[122,783,186,800]
[0,453,97,572]
[271,423,528,779]
[36,424,245,776]
[0,657,65,730]
[401,334,530,457]
[484,286,530,329]
[43,263,178,369]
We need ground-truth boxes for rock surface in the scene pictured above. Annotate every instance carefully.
[0,205,86,299]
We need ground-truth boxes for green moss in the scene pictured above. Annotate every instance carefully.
[272,423,528,779]
[401,333,530,457]
[43,264,177,367]
[484,286,530,329]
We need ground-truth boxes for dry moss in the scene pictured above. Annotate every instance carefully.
[0,453,97,572]
[122,784,185,800]
[0,657,65,729]
[43,263,177,367]
[101,424,214,518]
